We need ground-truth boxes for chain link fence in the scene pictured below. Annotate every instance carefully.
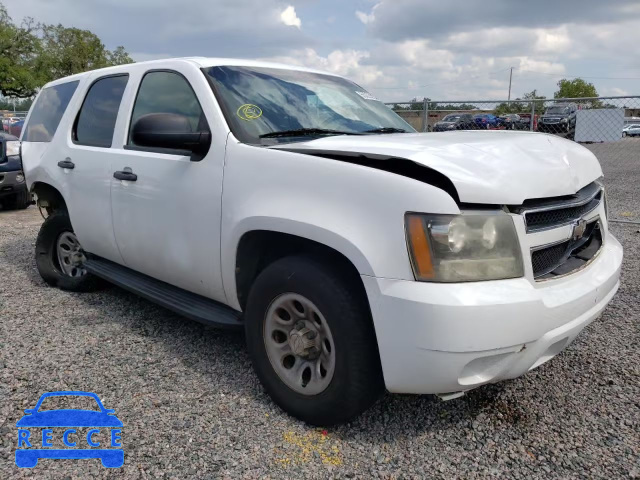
[386,96,640,223]
[386,96,640,138]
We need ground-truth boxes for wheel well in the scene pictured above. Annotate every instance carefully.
[235,231,368,312]
[31,182,66,213]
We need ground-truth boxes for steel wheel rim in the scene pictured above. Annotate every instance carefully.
[263,293,336,395]
[56,231,87,278]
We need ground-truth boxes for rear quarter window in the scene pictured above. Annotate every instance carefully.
[23,81,79,142]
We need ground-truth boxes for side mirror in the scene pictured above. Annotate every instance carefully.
[130,113,211,161]
[24,409,35,415]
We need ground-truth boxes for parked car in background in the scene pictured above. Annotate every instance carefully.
[9,119,24,137]
[433,113,475,131]
[622,124,640,137]
[20,57,622,426]
[498,114,521,130]
[0,132,30,209]
[537,103,577,135]
[473,114,500,129]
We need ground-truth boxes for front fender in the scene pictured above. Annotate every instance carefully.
[220,139,460,309]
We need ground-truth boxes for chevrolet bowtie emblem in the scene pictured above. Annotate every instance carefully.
[571,219,588,241]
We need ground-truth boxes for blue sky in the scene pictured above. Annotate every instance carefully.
[5,0,640,102]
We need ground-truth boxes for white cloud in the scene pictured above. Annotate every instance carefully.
[355,10,375,24]
[534,27,571,53]
[517,57,565,75]
[280,5,301,29]
[264,48,386,87]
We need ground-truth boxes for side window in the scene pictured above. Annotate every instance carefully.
[23,81,79,142]
[74,75,128,148]
[128,71,205,146]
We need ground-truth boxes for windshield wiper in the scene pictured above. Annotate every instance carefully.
[363,127,408,134]
[259,128,363,139]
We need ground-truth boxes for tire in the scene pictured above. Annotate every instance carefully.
[244,255,384,426]
[623,132,627,137]
[13,188,31,209]
[35,210,103,292]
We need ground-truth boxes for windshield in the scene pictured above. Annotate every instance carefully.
[442,115,460,121]
[203,66,414,144]
[546,106,570,114]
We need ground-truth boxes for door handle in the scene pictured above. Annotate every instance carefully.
[113,168,137,182]
[57,160,75,169]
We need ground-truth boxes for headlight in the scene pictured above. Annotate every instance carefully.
[560,118,568,123]
[15,173,24,183]
[6,140,20,156]
[405,213,524,282]
[447,124,456,129]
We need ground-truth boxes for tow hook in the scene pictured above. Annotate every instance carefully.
[436,391,465,401]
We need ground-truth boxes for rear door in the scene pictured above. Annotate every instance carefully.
[58,74,130,262]
[109,66,227,301]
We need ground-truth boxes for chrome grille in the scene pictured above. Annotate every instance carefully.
[511,182,603,232]
[531,221,602,280]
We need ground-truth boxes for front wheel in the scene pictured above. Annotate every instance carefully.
[245,256,384,426]
[35,210,103,291]
[623,132,628,137]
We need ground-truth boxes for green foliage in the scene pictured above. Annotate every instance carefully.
[0,1,134,100]
[493,90,547,115]
[107,46,134,66]
[392,99,477,111]
[37,25,133,82]
[554,78,599,99]
[0,4,41,97]
[0,96,32,110]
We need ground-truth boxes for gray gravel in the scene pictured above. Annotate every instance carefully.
[586,137,640,222]
[1,149,639,478]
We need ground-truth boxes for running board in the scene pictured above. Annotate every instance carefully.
[84,256,242,329]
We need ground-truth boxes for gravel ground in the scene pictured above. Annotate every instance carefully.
[0,148,639,479]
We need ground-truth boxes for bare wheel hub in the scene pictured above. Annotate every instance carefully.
[288,321,321,359]
[56,231,88,278]
[263,293,336,395]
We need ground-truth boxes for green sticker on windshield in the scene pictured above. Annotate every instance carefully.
[237,104,263,121]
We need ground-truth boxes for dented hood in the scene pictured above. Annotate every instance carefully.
[275,131,602,204]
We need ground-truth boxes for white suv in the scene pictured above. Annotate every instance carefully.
[20,58,622,425]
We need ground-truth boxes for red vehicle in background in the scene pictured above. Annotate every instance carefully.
[518,113,538,131]
[8,119,23,137]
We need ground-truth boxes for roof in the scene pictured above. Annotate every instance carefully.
[44,57,339,88]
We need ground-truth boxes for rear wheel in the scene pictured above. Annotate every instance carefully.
[35,210,102,291]
[245,255,384,426]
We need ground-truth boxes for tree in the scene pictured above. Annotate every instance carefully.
[36,25,133,82]
[554,78,598,100]
[0,4,41,97]
[0,0,135,98]
[107,46,134,66]
[522,89,546,114]
[0,97,33,111]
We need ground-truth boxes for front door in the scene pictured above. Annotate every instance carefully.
[110,68,226,301]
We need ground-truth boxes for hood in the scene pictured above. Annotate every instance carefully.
[273,131,602,204]
[16,410,123,427]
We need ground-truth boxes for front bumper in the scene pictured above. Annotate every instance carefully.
[362,234,623,394]
[0,170,26,198]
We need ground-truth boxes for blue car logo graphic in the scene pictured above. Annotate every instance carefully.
[15,391,123,468]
